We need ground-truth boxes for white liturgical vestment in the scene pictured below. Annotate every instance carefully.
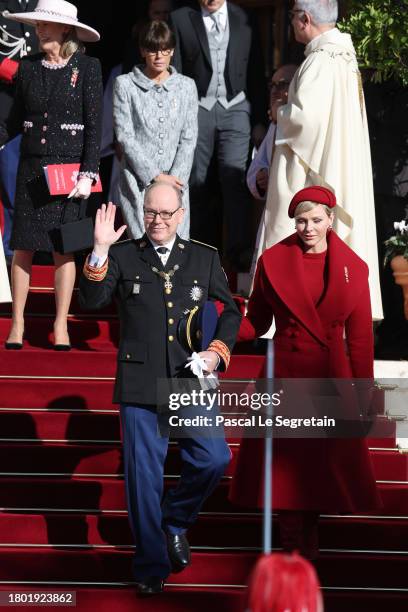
[259,27,383,320]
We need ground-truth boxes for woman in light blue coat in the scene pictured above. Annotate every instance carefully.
[113,21,198,239]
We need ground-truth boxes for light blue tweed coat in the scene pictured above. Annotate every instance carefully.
[113,65,198,239]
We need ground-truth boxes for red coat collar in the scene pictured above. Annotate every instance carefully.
[261,231,368,345]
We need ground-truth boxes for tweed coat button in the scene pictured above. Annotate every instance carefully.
[167,302,173,308]
[169,335,174,342]
[168,318,174,324]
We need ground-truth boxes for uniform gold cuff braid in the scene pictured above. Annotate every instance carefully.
[83,254,108,281]
[208,339,231,370]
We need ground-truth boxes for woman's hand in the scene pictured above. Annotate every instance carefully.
[93,202,127,257]
[154,174,184,190]
[68,176,93,200]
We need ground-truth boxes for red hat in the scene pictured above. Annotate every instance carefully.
[288,186,337,218]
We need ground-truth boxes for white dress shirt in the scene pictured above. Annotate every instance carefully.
[201,2,228,34]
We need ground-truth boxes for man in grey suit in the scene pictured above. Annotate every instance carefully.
[171,0,267,271]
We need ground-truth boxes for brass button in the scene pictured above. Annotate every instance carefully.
[167,301,173,308]
[168,335,174,342]
[168,318,174,324]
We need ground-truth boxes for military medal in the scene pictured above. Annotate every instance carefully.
[151,264,179,295]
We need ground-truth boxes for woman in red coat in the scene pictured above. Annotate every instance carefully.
[229,186,380,558]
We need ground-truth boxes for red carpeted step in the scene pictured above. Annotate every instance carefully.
[0,547,407,589]
[0,512,263,548]
[0,476,407,516]
[0,347,117,377]
[0,442,238,477]
[0,316,120,349]
[0,379,117,410]
[0,289,117,317]
[0,548,258,584]
[0,347,264,380]
[371,450,408,480]
[0,477,233,513]
[0,441,402,481]
[1,511,408,553]
[0,585,247,612]
[0,409,121,440]
[324,591,408,612]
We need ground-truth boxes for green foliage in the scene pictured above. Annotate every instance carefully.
[384,221,408,266]
[339,0,408,85]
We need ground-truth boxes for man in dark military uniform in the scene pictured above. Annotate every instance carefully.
[0,0,38,257]
[79,182,241,595]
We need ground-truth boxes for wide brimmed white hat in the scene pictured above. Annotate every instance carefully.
[2,0,100,42]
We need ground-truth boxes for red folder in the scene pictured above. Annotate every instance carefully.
[43,164,102,195]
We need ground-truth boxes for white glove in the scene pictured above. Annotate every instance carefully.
[68,176,92,200]
[184,352,219,390]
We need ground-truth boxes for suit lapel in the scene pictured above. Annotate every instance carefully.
[263,235,327,345]
[164,236,189,272]
[189,9,212,68]
[138,236,163,271]
[226,3,239,77]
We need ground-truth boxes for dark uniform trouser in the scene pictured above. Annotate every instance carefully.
[189,103,251,259]
[120,403,231,580]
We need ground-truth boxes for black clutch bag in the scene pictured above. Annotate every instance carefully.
[59,198,94,254]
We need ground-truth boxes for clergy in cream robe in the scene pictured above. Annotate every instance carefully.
[259,27,383,320]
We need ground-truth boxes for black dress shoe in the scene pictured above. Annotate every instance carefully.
[136,576,164,596]
[166,532,191,573]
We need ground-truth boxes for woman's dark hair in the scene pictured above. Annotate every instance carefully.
[138,20,176,52]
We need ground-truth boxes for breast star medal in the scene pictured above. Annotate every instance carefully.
[190,285,203,302]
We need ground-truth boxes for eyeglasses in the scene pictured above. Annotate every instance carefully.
[143,207,181,220]
[144,49,173,57]
[288,8,305,21]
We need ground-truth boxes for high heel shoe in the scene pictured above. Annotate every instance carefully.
[53,343,71,351]
[5,340,23,350]
[5,331,24,350]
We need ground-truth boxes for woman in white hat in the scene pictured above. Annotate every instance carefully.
[0,0,102,350]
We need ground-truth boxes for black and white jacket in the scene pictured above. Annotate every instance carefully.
[0,50,103,176]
